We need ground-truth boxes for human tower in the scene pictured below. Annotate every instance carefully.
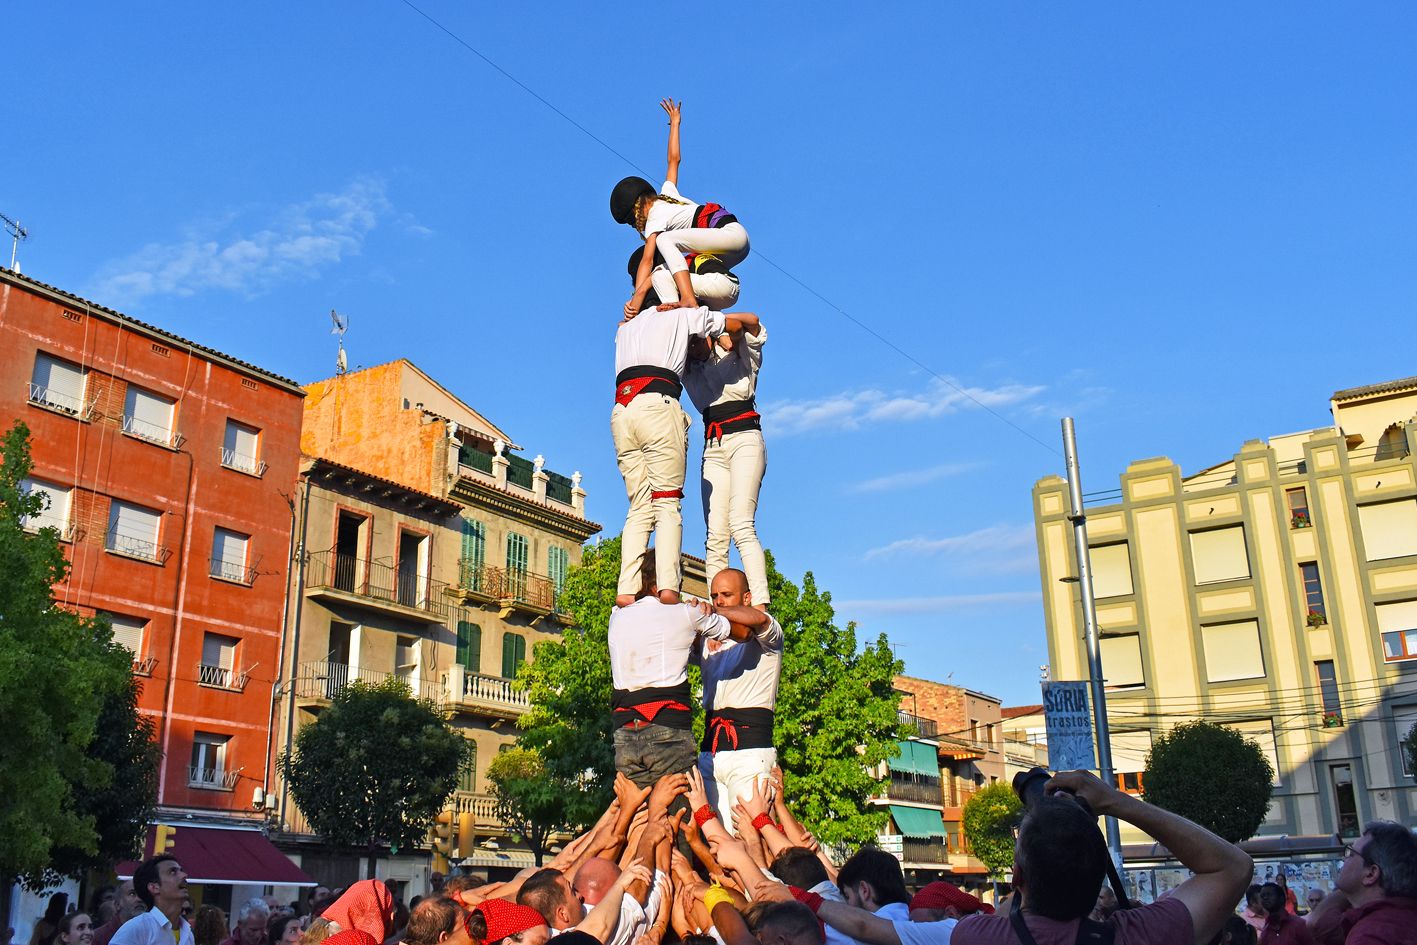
[604,99,783,825]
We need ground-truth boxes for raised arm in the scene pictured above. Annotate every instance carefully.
[661,99,681,186]
[728,312,761,337]
[576,860,652,943]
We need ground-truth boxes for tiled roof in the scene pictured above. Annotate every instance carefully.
[1,267,304,392]
[303,456,462,516]
[1332,375,1417,403]
[1001,704,1044,719]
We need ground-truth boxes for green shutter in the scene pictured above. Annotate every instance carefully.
[548,546,568,593]
[457,621,482,673]
[889,804,947,839]
[506,533,528,573]
[458,742,477,792]
[502,632,526,679]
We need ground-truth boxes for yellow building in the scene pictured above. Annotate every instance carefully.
[1033,375,1417,842]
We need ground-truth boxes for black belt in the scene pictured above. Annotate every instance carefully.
[702,707,775,752]
[615,366,682,404]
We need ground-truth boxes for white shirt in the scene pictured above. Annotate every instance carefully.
[810,882,859,945]
[698,616,783,712]
[604,870,667,945]
[110,909,193,945]
[684,325,767,413]
[615,306,725,379]
[876,903,911,922]
[893,919,958,945]
[609,598,731,691]
[643,180,699,236]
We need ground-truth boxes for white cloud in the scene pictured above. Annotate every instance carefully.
[864,524,1037,561]
[848,462,981,494]
[835,590,1041,616]
[93,178,390,303]
[761,377,1045,437]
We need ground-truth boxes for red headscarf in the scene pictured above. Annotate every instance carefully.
[323,880,395,941]
[322,933,379,945]
[475,900,546,944]
[909,881,993,915]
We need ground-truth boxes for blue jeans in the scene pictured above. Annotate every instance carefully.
[613,724,697,787]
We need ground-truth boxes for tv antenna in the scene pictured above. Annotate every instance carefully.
[1,212,28,272]
[330,309,349,375]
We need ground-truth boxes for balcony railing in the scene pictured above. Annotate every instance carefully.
[451,791,503,827]
[188,766,240,790]
[305,549,455,619]
[133,655,157,676]
[901,839,949,865]
[106,530,169,564]
[197,663,250,691]
[220,447,268,477]
[294,660,391,700]
[23,516,75,540]
[28,382,95,419]
[888,777,943,805]
[899,711,938,738]
[122,414,184,449]
[460,669,530,713]
[210,557,256,585]
[457,562,562,614]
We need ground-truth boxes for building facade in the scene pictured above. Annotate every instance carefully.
[1033,376,1417,843]
[275,361,602,887]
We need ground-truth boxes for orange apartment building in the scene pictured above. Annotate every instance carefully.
[1,269,310,899]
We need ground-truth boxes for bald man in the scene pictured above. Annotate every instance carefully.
[695,567,785,826]
[571,859,622,908]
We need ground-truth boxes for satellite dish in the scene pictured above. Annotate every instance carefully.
[330,309,350,375]
[337,347,348,374]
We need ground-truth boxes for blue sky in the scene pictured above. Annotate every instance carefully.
[6,3,1415,705]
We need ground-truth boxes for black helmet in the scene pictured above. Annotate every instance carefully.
[611,176,655,224]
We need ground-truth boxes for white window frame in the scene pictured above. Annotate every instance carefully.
[189,732,234,789]
[19,478,72,537]
[122,385,178,447]
[106,500,164,562]
[210,527,252,584]
[221,420,266,476]
[29,352,89,417]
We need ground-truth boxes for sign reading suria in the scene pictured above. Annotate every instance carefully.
[1042,681,1097,771]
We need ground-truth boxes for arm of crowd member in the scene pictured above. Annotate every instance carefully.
[739,780,795,860]
[590,774,653,862]
[661,99,681,186]
[1305,889,1350,945]
[625,234,660,320]
[729,312,761,337]
[713,599,771,641]
[633,872,674,945]
[730,803,771,869]
[619,807,652,871]
[706,887,758,945]
[681,808,728,883]
[1047,770,1253,945]
[624,779,684,906]
[576,861,653,944]
[766,767,837,879]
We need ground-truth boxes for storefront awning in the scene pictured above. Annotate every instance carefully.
[889,805,947,839]
[117,825,316,886]
[888,741,939,777]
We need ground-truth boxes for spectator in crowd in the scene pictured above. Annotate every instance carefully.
[907,882,993,922]
[321,881,394,944]
[1276,875,1299,916]
[1210,915,1257,945]
[111,857,192,945]
[401,899,467,945]
[93,883,143,945]
[1303,888,1325,915]
[1242,885,1267,934]
[267,917,301,945]
[1308,821,1417,945]
[428,874,446,898]
[192,909,226,945]
[1257,883,1312,944]
[220,901,270,945]
[835,848,911,920]
[1089,886,1118,923]
[308,892,332,921]
[29,894,68,945]
[55,913,94,945]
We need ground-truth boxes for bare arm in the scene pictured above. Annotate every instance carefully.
[661,99,681,186]
[1049,770,1253,945]
[815,901,904,945]
[728,312,761,337]
[739,781,794,859]
[625,234,661,319]
[575,861,652,943]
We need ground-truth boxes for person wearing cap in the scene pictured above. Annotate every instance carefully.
[908,884,993,923]
[684,310,769,611]
[611,295,745,606]
[321,881,394,944]
[613,100,750,319]
[627,246,739,317]
[468,900,551,945]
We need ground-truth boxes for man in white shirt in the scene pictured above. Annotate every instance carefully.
[684,313,769,607]
[112,856,193,945]
[612,304,744,606]
[836,849,912,921]
[608,555,770,788]
[696,567,783,824]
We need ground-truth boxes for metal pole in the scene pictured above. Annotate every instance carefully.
[1061,417,1123,867]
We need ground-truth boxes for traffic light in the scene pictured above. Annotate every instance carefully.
[430,810,454,874]
[153,824,177,855]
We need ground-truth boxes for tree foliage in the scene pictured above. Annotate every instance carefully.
[282,677,468,870]
[961,782,1022,879]
[486,748,571,867]
[0,422,146,888]
[517,538,907,847]
[1402,721,1417,784]
[1143,720,1273,843]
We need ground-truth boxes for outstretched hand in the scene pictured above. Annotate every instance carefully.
[616,772,654,814]
[686,766,712,812]
[660,98,682,124]
[648,772,689,815]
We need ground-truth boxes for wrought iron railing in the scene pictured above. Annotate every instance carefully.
[123,414,184,448]
[28,382,94,419]
[133,655,157,676]
[197,663,250,691]
[188,766,240,790]
[888,777,943,805]
[294,660,389,699]
[901,839,949,864]
[220,447,268,477]
[210,557,256,584]
[899,711,938,738]
[457,562,561,612]
[305,549,454,618]
[106,530,168,563]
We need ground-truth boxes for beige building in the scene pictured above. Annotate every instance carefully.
[274,361,602,888]
[1033,375,1417,844]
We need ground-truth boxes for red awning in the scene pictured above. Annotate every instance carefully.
[117,825,316,887]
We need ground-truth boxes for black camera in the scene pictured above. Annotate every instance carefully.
[1012,766,1096,817]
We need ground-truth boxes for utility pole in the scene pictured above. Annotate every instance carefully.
[1061,417,1123,868]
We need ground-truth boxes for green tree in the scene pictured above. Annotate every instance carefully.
[0,421,136,887]
[486,747,572,866]
[1143,720,1273,843]
[517,539,907,847]
[961,782,1022,879]
[1402,721,1417,784]
[281,677,469,875]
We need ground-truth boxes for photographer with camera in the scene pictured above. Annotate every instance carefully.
[948,769,1253,945]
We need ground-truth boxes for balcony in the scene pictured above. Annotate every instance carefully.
[887,777,943,806]
[188,766,240,790]
[442,664,530,719]
[105,531,170,564]
[28,382,95,420]
[210,557,257,585]
[293,660,439,705]
[220,446,268,477]
[455,562,564,619]
[901,839,950,865]
[899,711,938,739]
[197,663,250,692]
[305,549,454,623]
[451,791,505,830]
[133,655,157,676]
[122,415,184,449]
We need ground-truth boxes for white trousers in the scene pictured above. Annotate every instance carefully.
[657,222,750,276]
[698,747,777,830]
[651,266,740,311]
[611,394,690,596]
[701,429,769,603]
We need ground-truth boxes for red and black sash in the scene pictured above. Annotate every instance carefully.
[615,366,682,406]
[703,398,761,443]
[693,203,738,230]
[701,707,775,753]
[613,683,693,731]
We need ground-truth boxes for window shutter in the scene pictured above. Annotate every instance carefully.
[502,632,525,679]
[457,621,482,673]
[462,518,486,567]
